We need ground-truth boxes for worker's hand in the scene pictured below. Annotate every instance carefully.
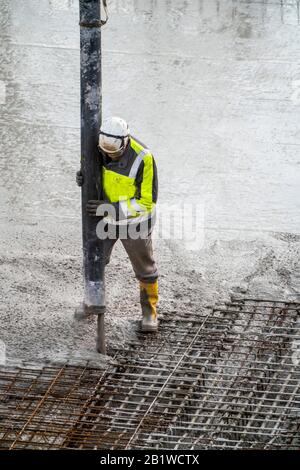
[76,170,84,187]
[86,200,105,216]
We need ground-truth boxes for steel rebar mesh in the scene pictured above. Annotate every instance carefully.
[0,298,299,450]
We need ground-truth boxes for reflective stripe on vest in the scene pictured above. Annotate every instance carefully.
[128,148,151,179]
[119,197,146,219]
[130,198,145,212]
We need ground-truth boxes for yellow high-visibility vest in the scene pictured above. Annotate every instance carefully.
[102,137,157,219]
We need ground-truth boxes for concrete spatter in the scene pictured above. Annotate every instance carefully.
[0,222,298,365]
[0,0,299,364]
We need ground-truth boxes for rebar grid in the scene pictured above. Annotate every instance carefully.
[0,299,299,450]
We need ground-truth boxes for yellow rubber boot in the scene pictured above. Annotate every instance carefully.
[140,280,159,332]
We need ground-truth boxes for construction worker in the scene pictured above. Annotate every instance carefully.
[76,117,159,332]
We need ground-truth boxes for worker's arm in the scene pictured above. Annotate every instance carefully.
[120,153,158,219]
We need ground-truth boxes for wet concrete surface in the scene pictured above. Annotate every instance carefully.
[0,0,299,364]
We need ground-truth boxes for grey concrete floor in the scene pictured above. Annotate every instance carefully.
[0,0,299,364]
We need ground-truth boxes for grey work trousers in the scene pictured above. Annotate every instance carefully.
[103,234,158,283]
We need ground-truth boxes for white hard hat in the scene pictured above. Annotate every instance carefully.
[99,117,130,155]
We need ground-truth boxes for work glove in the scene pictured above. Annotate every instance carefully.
[76,170,83,187]
[86,200,105,216]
